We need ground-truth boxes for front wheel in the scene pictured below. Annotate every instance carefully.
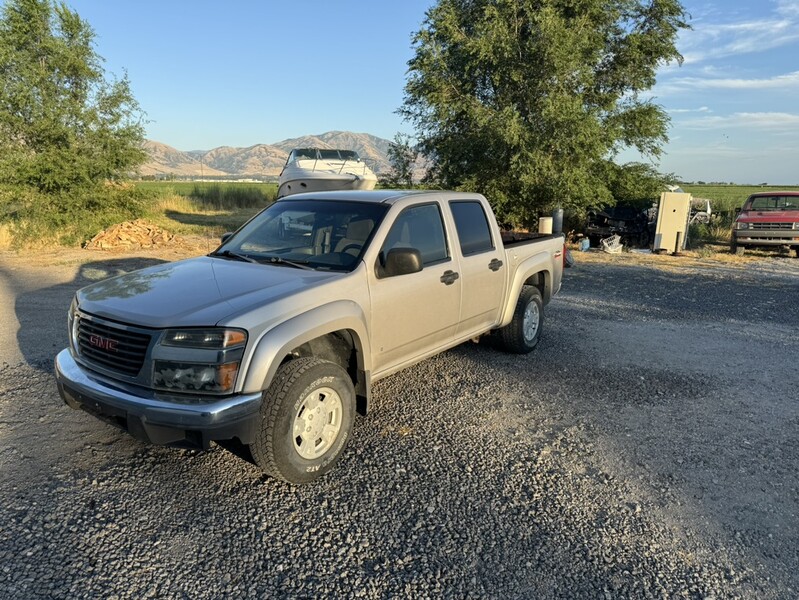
[496,286,544,354]
[250,357,355,484]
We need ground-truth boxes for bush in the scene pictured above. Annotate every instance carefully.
[689,220,731,245]
[0,183,152,246]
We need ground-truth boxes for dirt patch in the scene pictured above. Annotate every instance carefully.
[84,219,184,251]
[0,234,216,270]
[570,244,799,276]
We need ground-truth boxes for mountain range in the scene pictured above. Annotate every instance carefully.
[139,131,394,179]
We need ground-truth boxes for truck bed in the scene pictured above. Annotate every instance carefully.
[500,230,563,246]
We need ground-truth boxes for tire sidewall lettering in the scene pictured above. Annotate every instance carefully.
[279,368,353,480]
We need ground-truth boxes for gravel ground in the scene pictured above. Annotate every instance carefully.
[1,249,797,598]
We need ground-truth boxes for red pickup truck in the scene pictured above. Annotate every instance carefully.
[731,191,799,256]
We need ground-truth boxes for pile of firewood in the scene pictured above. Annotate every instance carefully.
[84,219,181,250]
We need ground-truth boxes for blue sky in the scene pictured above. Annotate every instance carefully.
[47,1,799,183]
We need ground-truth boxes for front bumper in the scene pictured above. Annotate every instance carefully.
[55,349,262,448]
[733,230,799,246]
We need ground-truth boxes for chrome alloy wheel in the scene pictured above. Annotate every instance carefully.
[522,301,540,344]
[292,387,343,460]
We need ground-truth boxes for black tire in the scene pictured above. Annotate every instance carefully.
[733,243,745,256]
[250,357,355,484]
[496,286,543,354]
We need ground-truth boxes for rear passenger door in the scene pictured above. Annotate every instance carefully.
[368,202,462,374]
[448,200,505,336]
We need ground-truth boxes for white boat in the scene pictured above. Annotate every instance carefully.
[277,148,378,197]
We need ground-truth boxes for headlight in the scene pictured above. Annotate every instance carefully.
[153,361,240,394]
[734,222,750,230]
[161,328,246,349]
[793,222,799,230]
[155,328,247,394]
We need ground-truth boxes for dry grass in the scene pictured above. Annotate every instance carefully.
[0,224,12,250]
[569,242,791,271]
[147,193,260,237]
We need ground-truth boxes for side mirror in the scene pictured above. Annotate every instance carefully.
[381,248,423,278]
[221,232,234,244]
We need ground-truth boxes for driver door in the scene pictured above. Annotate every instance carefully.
[368,202,462,375]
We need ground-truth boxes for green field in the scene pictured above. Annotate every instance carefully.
[680,184,799,215]
[138,181,799,236]
[135,181,277,236]
[135,181,277,208]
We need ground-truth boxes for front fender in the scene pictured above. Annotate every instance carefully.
[240,300,371,393]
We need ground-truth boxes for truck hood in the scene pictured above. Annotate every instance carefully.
[76,256,341,328]
[738,209,799,223]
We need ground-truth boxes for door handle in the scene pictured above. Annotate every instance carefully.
[440,270,460,285]
[488,258,503,272]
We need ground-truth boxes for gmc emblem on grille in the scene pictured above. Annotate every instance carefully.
[89,334,118,352]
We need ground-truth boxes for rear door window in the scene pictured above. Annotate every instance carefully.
[450,201,494,255]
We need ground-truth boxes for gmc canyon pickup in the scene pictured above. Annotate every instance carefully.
[55,190,565,483]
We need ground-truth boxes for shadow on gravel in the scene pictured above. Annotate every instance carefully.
[6,257,168,372]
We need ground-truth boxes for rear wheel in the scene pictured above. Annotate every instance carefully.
[250,357,355,484]
[496,286,543,354]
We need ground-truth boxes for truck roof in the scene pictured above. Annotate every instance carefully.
[276,190,486,205]
[748,191,799,197]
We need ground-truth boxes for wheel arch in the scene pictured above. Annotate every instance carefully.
[499,254,552,327]
[240,301,371,414]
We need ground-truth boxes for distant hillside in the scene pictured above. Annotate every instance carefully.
[139,131,394,179]
[139,141,227,177]
[192,144,288,176]
[271,131,392,174]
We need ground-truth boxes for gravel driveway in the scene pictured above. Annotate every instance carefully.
[1,249,797,598]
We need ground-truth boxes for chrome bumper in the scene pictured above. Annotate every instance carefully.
[55,349,262,447]
[734,231,799,245]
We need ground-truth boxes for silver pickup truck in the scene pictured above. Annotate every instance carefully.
[56,190,564,483]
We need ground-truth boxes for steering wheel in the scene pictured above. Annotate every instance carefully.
[338,243,362,254]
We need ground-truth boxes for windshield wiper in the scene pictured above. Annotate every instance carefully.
[262,255,315,270]
[210,250,257,263]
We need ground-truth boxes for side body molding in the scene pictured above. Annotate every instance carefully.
[240,300,372,395]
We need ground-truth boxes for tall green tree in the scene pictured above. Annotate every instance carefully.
[0,0,146,195]
[401,0,689,226]
[603,161,676,208]
[384,132,419,188]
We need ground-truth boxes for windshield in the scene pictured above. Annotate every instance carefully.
[746,195,799,211]
[287,148,316,162]
[214,199,388,271]
[318,149,360,161]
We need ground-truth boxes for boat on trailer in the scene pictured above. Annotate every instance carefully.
[277,148,378,198]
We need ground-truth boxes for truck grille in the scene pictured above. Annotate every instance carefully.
[77,316,151,376]
[751,222,794,230]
